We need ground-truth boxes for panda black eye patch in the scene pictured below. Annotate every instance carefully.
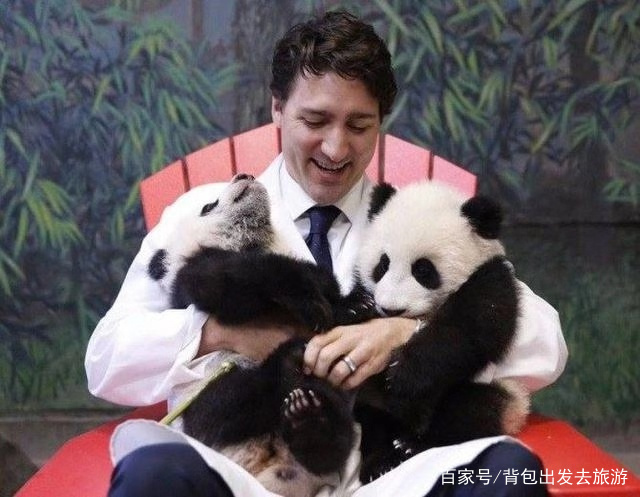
[372,253,390,283]
[412,258,441,289]
[200,200,219,216]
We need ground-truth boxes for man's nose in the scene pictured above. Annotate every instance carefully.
[321,127,349,163]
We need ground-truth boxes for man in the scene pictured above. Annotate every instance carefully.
[86,11,567,497]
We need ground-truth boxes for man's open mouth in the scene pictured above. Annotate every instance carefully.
[311,158,350,173]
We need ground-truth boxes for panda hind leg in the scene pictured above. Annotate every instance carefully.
[426,380,530,447]
[355,403,422,483]
[281,381,355,476]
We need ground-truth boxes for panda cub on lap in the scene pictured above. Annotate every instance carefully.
[352,181,530,481]
[147,174,371,497]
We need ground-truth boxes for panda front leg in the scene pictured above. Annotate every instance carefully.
[176,249,336,331]
[385,258,520,434]
[383,323,473,435]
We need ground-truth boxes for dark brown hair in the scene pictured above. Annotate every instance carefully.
[270,11,397,118]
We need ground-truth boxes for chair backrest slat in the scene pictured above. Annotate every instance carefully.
[365,135,381,183]
[382,134,432,187]
[140,160,188,230]
[184,138,235,188]
[431,154,477,197]
[232,123,281,177]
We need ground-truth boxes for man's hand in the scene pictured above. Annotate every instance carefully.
[303,317,415,389]
[198,315,302,361]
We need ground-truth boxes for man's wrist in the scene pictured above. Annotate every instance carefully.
[198,315,223,357]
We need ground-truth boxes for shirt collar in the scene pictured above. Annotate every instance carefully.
[279,161,368,224]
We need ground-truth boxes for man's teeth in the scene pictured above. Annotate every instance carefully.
[314,160,349,171]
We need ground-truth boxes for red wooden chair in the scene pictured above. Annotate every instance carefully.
[17,124,639,496]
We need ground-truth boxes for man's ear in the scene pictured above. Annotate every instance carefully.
[271,97,283,127]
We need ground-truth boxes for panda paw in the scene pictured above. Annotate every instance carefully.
[283,388,323,427]
[360,443,415,483]
[335,292,379,326]
[392,437,418,459]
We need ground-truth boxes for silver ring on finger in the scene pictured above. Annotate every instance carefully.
[341,355,358,374]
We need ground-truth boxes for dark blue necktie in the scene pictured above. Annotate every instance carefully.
[305,205,341,272]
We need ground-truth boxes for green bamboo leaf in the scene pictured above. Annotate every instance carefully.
[443,92,461,141]
[163,92,179,123]
[421,10,443,54]
[585,11,605,55]
[0,250,23,279]
[13,209,29,257]
[92,75,112,114]
[0,269,12,296]
[449,44,465,69]
[112,209,125,241]
[373,0,410,35]
[531,116,559,153]
[13,14,39,43]
[404,45,427,83]
[467,50,479,77]
[449,3,488,26]
[542,37,559,68]
[478,73,503,109]
[486,0,507,25]
[6,129,28,160]
[22,155,40,199]
[548,0,591,31]
[0,49,9,93]
[127,118,143,153]
[124,182,141,212]
[449,80,477,114]
[126,37,145,64]
[382,91,407,131]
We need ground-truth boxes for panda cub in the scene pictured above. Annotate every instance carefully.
[147,174,365,497]
[353,181,530,482]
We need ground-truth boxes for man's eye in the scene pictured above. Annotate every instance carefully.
[301,118,325,128]
[200,201,218,216]
[349,124,369,133]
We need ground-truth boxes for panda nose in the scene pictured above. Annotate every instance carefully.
[232,173,254,182]
[275,467,298,481]
[380,307,406,317]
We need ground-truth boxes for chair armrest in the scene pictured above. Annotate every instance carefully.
[15,403,166,497]
[517,414,640,495]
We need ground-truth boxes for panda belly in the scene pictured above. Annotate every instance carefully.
[220,434,326,497]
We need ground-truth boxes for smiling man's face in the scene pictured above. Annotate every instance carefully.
[272,72,380,205]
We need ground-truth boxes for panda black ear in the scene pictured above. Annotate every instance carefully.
[461,196,503,239]
[368,183,396,221]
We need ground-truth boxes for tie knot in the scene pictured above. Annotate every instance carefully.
[307,205,341,235]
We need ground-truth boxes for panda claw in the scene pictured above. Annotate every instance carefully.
[283,388,323,421]
[307,390,321,407]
